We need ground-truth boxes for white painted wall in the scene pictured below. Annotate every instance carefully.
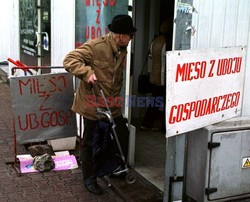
[0,1,10,61]
[191,0,250,116]
[1,0,75,75]
[0,0,19,77]
[8,0,20,76]
[0,1,11,62]
[51,0,75,72]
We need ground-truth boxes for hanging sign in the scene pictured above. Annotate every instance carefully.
[166,46,246,137]
[10,73,77,144]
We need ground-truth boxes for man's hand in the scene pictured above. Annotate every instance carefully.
[88,74,97,84]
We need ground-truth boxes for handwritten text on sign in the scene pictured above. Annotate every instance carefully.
[10,73,77,144]
[166,47,246,137]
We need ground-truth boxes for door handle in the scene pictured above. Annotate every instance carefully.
[186,25,196,35]
[41,32,49,51]
[35,32,49,51]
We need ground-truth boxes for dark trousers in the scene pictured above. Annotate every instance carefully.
[82,115,129,185]
[141,86,166,131]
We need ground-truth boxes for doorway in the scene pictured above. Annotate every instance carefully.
[19,0,51,68]
[131,0,174,191]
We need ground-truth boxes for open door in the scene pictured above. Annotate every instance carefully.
[128,0,194,198]
[129,0,175,193]
[164,0,194,201]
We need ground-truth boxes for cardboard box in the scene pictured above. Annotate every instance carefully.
[48,136,76,151]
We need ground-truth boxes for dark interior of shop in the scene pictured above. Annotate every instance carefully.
[131,0,175,192]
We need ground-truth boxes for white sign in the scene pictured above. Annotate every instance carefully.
[166,46,246,137]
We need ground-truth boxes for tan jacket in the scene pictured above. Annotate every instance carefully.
[63,33,127,120]
[150,35,166,86]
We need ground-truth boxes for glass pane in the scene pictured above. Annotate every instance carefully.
[174,0,193,50]
[19,0,38,66]
[75,0,128,47]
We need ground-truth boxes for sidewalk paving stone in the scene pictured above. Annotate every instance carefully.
[0,82,163,202]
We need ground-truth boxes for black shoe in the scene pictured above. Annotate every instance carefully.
[85,183,103,195]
